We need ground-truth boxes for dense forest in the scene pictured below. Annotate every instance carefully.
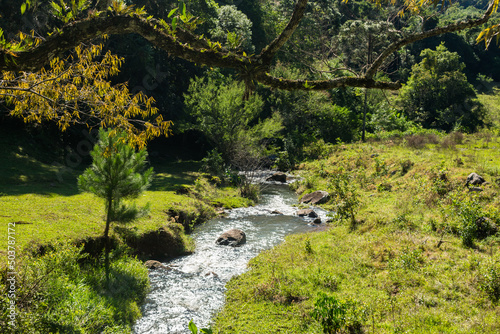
[1,0,500,161]
[1,0,500,333]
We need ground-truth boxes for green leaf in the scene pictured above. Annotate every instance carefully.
[188,319,198,334]
[181,2,186,17]
[171,17,178,30]
[168,7,178,18]
[21,3,27,14]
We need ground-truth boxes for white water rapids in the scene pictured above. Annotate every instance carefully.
[133,184,329,334]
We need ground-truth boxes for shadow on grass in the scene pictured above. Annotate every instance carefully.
[0,151,82,196]
[148,160,201,192]
[0,153,201,196]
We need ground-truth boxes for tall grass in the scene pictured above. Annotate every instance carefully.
[0,242,149,333]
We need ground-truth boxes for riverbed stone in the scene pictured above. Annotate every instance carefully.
[300,190,330,205]
[297,209,318,218]
[266,172,287,183]
[216,229,246,246]
[144,260,170,270]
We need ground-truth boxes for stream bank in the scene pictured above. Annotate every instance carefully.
[133,184,328,334]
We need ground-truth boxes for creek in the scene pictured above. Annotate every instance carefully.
[133,183,329,334]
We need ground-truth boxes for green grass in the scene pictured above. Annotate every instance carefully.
[214,133,500,333]
[0,128,251,256]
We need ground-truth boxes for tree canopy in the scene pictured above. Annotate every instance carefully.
[1,0,499,145]
[1,0,498,89]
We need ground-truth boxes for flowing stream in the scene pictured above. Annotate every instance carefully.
[133,184,329,334]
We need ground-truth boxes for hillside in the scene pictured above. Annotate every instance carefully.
[214,131,500,333]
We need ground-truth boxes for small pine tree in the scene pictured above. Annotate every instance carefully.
[78,128,153,281]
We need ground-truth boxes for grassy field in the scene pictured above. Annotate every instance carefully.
[214,132,500,333]
[0,127,250,258]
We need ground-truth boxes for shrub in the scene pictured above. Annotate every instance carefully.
[311,293,366,334]
[440,131,464,149]
[451,194,488,247]
[400,159,414,175]
[406,134,428,149]
[374,157,388,176]
[478,258,500,303]
[328,168,361,229]
[377,182,392,192]
[0,243,149,334]
[303,139,335,160]
[201,149,227,179]
[430,167,452,197]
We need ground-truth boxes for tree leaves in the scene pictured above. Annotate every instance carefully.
[0,43,171,147]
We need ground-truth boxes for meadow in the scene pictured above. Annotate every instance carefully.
[214,130,500,333]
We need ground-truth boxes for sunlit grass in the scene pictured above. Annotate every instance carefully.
[215,133,500,333]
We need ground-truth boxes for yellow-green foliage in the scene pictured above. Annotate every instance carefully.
[216,133,500,333]
[0,242,150,333]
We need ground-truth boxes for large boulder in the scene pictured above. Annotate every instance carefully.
[266,172,287,183]
[466,173,486,186]
[216,229,246,246]
[300,190,330,205]
[297,209,318,218]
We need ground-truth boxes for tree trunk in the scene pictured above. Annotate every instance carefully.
[362,88,368,142]
[104,197,112,286]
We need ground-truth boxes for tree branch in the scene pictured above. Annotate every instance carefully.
[365,1,496,78]
[258,0,309,65]
[0,15,250,72]
[255,72,402,90]
[0,0,496,92]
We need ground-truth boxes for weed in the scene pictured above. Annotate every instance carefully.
[305,239,313,254]
[374,157,388,176]
[477,258,500,303]
[0,242,149,333]
[311,293,366,334]
[451,194,485,247]
[406,134,428,149]
[239,182,260,202]
[389,246,424,271]
[440,131,464,149]
[400,159,414,175]
[377,182,392,192]
[430,167,452,197]
[390,214,415,230]
[188,319,213,334]
[310,270,339,291]
[327,168,360,229]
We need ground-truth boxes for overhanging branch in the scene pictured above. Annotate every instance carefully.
[258,0,308,65]
[255,73,402,90]
[365,1,496,78]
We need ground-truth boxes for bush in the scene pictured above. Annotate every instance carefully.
[328,168,360,229]
[440,131,464,149]
[400,159,414,175]
[478,257,500,303]
[311,293,366,334]
[405,133,439,149]
[450,194,491,247]
[0,242,149,334]
[201,149,227,179]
